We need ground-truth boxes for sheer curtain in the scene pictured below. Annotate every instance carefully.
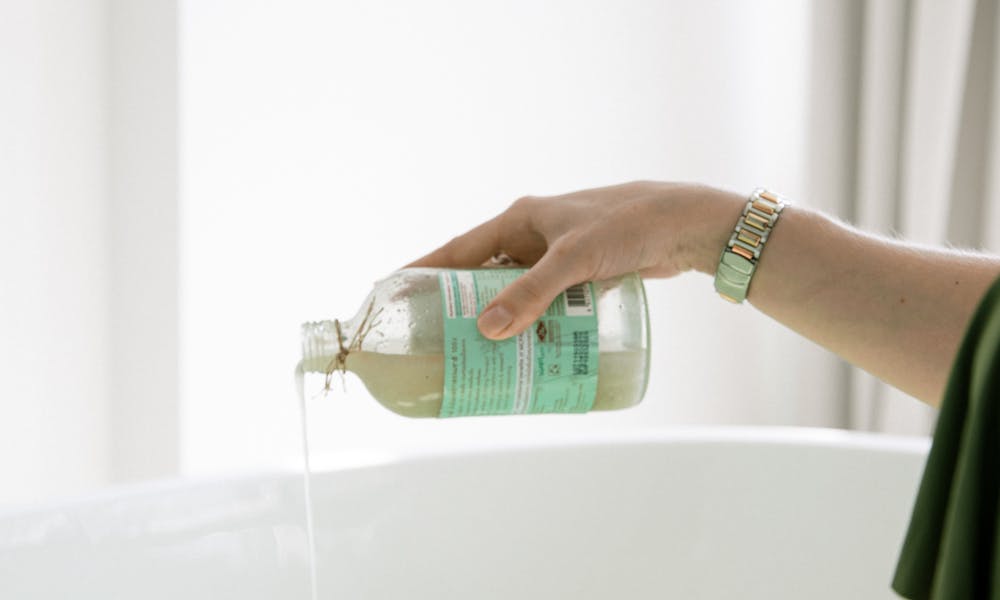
[810,0,1000,435]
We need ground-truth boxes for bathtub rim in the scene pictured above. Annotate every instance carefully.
[0,425,930,517]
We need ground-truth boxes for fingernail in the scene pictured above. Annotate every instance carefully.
[478,305,513,338]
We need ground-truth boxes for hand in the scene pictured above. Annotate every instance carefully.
[407,181,742,339]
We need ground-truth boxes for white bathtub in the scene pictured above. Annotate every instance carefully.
[0,427,928,599]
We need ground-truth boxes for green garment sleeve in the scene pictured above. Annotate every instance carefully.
[893,275,1000,599]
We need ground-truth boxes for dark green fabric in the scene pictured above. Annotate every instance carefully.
[893,275,1000,599]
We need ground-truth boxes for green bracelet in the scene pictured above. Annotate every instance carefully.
[714,188,786,304]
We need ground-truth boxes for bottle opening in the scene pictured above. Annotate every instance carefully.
[299,320,342,373]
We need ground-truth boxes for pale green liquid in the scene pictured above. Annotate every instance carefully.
[301,349,647,418]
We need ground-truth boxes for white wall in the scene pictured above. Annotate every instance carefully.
[179,0,838,475]
[0,0,180,508]
[108,0,180,483]
[0,0,112,505]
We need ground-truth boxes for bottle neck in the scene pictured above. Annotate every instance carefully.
[300,319,356,374]
[300,293,380,375]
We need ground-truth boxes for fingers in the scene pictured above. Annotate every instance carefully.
[477,237,594,340]
[405,216,502,269]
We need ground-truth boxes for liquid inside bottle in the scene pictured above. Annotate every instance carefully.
[298,268,650,418]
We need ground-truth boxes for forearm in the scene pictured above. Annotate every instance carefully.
[690,190,1000,406]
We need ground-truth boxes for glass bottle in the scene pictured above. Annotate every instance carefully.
[298,267,650,417]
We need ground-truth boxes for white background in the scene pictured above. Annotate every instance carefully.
[180,0,838,476]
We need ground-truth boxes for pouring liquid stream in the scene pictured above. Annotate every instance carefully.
[295,363,319,600]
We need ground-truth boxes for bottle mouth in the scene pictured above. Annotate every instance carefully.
[300,320,343,371]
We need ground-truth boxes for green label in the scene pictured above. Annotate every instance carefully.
[438,269,599,417]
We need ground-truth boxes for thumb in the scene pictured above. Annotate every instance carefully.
[477,241,592,340]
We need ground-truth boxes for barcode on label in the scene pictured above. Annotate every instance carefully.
[564,283,594,317]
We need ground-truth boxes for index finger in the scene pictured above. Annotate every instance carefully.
[404,216,502,269]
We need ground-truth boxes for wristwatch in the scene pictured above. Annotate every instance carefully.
[713,188,786,303]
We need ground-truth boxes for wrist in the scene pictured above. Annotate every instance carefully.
[682,188,746,276]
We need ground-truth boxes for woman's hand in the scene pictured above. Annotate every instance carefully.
[409,179,1000,405]
[407,181,743,339]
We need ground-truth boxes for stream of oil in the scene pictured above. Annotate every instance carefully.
[295,364,318,600]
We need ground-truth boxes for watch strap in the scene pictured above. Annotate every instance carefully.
[714,189,786,303]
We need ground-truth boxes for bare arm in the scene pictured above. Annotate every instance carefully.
[688,193,1000,406]
[408,182,1000,406]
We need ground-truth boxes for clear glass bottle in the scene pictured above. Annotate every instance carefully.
[298,268,650,417]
